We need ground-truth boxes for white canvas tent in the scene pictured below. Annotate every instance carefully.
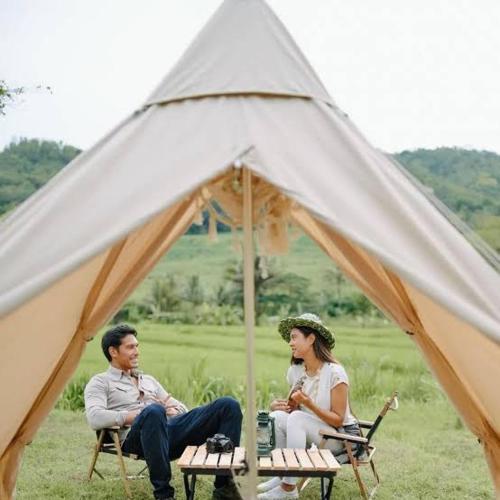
[1,0,500,497]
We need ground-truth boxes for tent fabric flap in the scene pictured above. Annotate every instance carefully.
[1,0,499,496]
[0,192,202,499]
[291,205,500,496]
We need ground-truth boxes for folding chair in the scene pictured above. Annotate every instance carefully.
[87,425,148,499]
[318,391,399,499]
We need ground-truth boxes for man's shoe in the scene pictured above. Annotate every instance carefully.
[212,479,244,500]
[257,477,282,492]
[257,484,299,499]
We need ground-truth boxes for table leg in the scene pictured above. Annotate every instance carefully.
[324,475,335,500]
[183,473,197,500]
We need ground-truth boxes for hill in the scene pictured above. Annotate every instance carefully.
[0,139,80,215]
[394,148,500,249]
[1,140,499,251]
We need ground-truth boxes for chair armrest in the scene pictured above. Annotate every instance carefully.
[319,428,368,444]
[357,420,374,429]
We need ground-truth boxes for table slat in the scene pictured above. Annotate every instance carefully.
[218,452,233,467]
[318,449,341,471]
[307,449,328,470]
[204,453,220,468]
[271,448,286,469]
[282,448,300,470]
[190,445,208,467]
[259,456,273,470]
[231,447,246,469]
[178,446,197,467]
[294,448,315,470]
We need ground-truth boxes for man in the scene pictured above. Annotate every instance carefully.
[84,324,243,500]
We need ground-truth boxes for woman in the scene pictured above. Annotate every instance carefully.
[257,313,360,500]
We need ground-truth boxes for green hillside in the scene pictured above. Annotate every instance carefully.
[394,148,500,249]
[131,231,352,302]
[0,139,80,215]
[1,141,499,266]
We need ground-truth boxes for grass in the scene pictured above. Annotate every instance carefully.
[130,232,358,301]
[16,322,494,499]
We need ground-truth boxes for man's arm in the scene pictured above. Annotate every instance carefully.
[84,375,138,429]
[153,377,188,415]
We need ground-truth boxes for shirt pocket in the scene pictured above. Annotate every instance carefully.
[140,379,158,399]
[109,382,138,406]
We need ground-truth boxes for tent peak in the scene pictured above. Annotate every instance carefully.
[145,0,334,106]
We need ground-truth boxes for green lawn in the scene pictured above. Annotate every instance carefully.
[130,232,358,301]
[16,322,494,499]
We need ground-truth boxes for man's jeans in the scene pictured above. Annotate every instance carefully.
[121,397,242,498]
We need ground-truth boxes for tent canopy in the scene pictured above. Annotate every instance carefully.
[1,0,500,497]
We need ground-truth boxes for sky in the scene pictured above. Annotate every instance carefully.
[1,0,499,154]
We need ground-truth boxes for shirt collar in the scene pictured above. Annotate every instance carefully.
[107,365,125,381]
[106,365,143,381]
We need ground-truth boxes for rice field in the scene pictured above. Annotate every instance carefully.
[15,322,494,499]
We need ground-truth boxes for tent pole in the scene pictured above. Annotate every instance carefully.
[242,166,258,499]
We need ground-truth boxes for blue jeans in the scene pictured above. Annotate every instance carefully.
[121,397,242,498]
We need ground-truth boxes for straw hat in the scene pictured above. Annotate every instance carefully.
[278,313,335,349]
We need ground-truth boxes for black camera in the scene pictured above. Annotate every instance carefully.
[206,433,234,454]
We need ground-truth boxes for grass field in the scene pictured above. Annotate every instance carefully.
[130,232,358,302]
[16,322,494,499]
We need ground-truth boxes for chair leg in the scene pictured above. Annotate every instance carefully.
[297,477,311,492]
[345,441,369,500]
[138,464,149,477]
[111,430,132,499]
[367,459,380,499]
[87,430,105,480]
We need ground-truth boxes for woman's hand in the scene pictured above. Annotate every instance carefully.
[290,390,312,408]
[270,399,292,412]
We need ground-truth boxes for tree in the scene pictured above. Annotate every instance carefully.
[222,256,273,318]
[323,267,346,301]
[0,139,81,215]
[0,80,51,116]
[183,275,204,305]
[149,275,180,312]
[0,80,24,115]
[222,256,313,320]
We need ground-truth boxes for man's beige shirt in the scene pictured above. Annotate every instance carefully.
[84,365,187,437]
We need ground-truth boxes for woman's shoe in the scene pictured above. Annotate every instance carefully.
[257,484,299,499]
[257,477,282,492]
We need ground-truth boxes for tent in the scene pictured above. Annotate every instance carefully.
[1,0,500,497]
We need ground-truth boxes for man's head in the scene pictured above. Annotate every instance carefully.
[101,324,139,371]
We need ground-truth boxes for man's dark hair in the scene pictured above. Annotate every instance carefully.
[101,324,137,362]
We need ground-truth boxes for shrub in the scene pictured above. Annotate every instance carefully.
[57,374,88,411]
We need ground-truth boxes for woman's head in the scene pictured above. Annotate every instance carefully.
[289,325,335,365]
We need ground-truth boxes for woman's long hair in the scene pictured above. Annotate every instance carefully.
[290,325,337,365]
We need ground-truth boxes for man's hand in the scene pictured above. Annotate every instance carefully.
[124,409,141,426]
[290,390,312,408]
[165,405,183,417]
[270,398,292,412]
[158,395,183,417]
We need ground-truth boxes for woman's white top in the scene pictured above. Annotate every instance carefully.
[286,362,357,427]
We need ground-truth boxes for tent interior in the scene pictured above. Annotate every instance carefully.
[1,0,500,498]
